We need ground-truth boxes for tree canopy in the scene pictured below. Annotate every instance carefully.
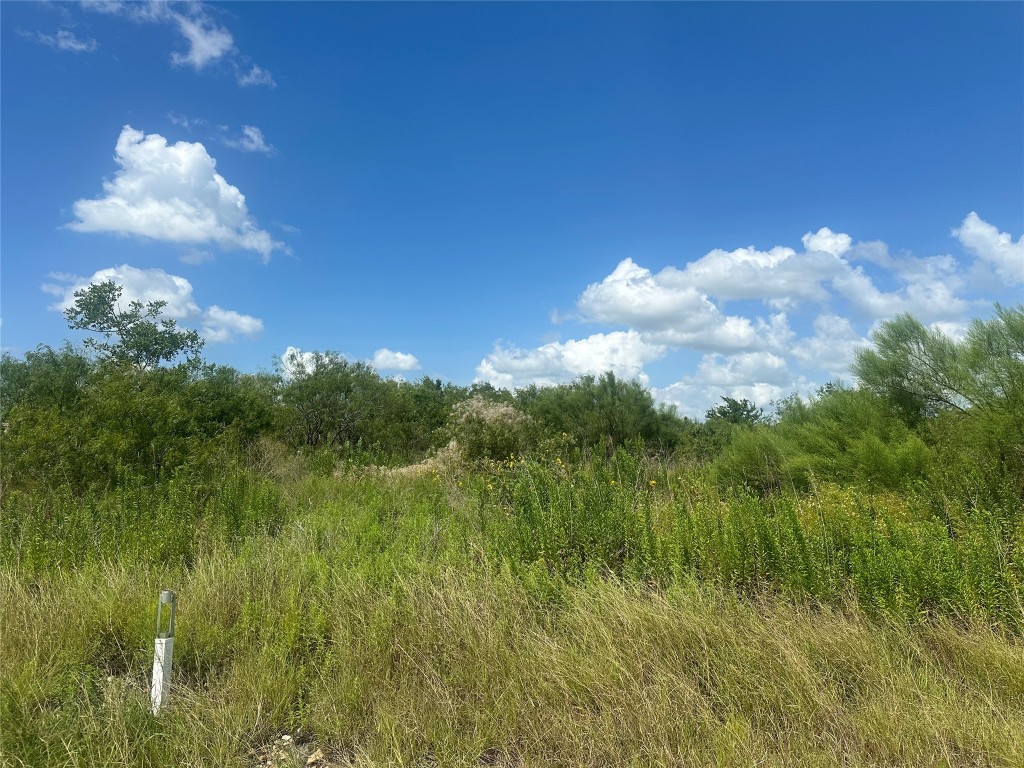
[64,281,204,370]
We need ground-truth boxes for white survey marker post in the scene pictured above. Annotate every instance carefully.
[151,589,176,714]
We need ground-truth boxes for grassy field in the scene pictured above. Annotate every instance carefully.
[2,451,1023,767]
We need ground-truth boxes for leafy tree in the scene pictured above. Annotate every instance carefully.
[686,396,768,464]
[853,307,1024,493]
[278,350,386,451]
[705,396,765,426]
[517,372,673,450]
[395,377,468,458]
[64,281,204,370]
[852,307,1024,421]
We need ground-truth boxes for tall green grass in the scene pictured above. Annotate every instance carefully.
[0,463,286,576]
[3,449,1023,765]
[480,449,1024,629]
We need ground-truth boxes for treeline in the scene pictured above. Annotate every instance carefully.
[1,281,1021,506]
[0,345,684,492]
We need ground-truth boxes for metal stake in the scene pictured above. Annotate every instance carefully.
[151,590,176,714]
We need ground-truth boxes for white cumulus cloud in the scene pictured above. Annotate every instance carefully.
[202,306,264,343]
[69,125,285,262]
[791,314,868,377]
[576,222,980,352]
[955,211,1024,285]
[42,265,262,343]
[372,348,421,371]
[476,330,665,390]
[575,258,764,351]
[478,213,1017,417]
[681,245,842,306]
[801,227,853,258]
[655,352,799,419]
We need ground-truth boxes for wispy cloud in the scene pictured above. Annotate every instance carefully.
[168,10,234,70]
[19,28,97,53]
[167,112,206,131]
[236,62,276,88]
[83,1,275,85]
[222,125,274,155]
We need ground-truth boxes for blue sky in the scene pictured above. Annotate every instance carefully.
[2,1,1022,416]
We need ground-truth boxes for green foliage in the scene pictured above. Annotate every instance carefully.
[480,451,1023,629]
[483,447,665,581]
[278,349,392,453]
[855,306,1024,495]
[0,344,91,420]
[4,307,1024,766]
[855,305,1024,421]
[1,462,286,575]
[64,281,204,370]
[778,387,931,490]
[516,372,682,451]
[1,363,279,493]
[706,396,765,426]
[713,426,789,494]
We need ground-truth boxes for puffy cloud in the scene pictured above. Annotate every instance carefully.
[44,265,200,320]
[42,265,262,343]
[955,211,1024,285]
[655,352,797,418]
[577,220,978,356]
[791,314,868,377]
[576,258,766,351]
[222,125,273,154]
[201,306,264,343]
[681,245,842,305]
[476,331,665,390]
[831,256,969,323]
[372,348,421,371]
[845,240,895,267]
[20,28,97,53]
[801,227,852,258]
[483,213,1010,415]
[70,126,285,262]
